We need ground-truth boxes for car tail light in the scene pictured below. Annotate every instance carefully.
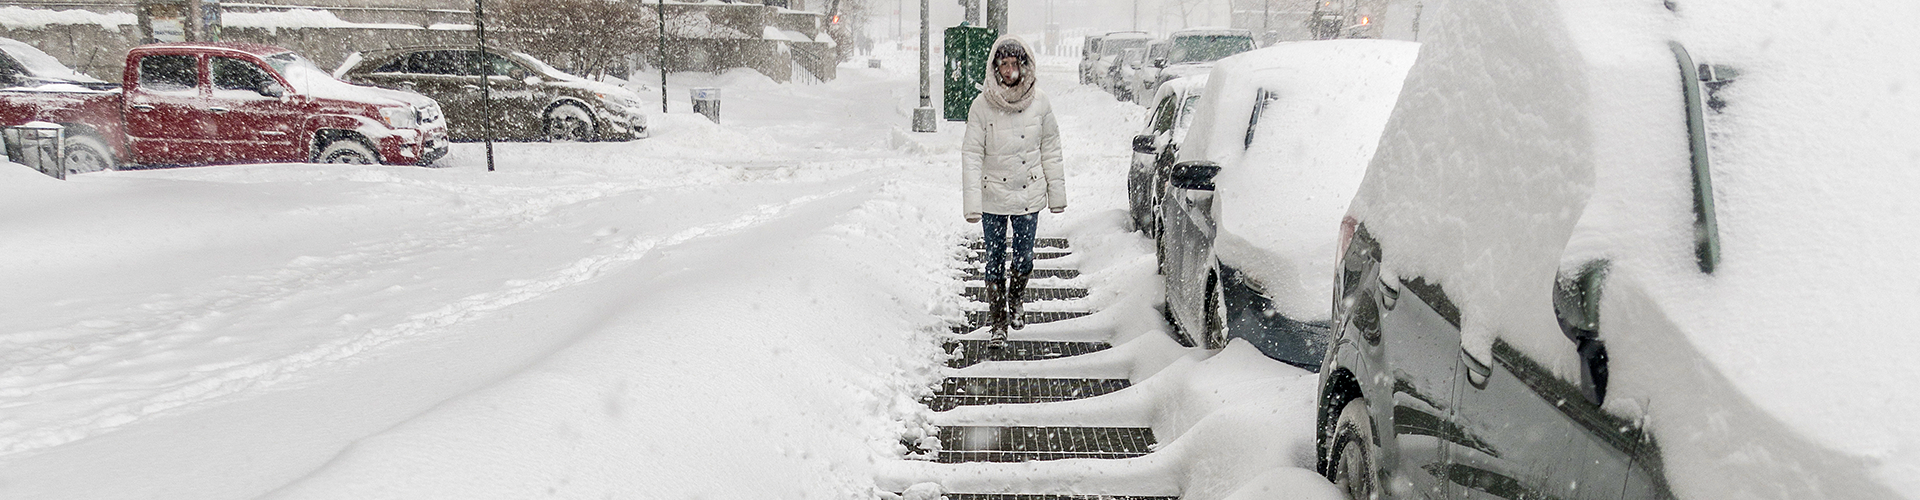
[1337,215,1358,263]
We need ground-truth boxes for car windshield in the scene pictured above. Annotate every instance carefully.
[1169,35,1253,64]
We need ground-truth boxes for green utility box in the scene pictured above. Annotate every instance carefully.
[943,25,998,121]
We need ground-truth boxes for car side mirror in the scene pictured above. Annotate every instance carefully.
[1168,160,1220,191]
[1132,134,1157,154]
[523,75,542,85]
[1153,57,1167,68]
[1555,260,1611,404]
[260,82,286,99]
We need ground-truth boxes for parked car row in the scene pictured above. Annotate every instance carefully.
[1134,3,1905,500]
[0,37,650,173]
[1079,29,1254,105]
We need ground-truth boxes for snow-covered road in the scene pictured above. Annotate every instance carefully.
[0,49,1170,499]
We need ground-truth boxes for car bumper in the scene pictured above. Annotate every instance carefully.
[378,124,450,165]
[597,107,649,140]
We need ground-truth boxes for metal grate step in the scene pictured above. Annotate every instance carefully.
[968,251,1073,263]
[958,311,1092,333]
[945,339,1112,368]
[962,286,1090,303]
[926,377,1132,411]
[936,426,1156,463]
[969,238,1070,250]
[963,268,1082,281]
[933,494,1177,500]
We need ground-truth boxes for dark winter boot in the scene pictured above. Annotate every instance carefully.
[1008,271,1030,330]
[986,279,1009,349]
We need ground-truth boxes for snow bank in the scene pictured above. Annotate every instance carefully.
[0,6,133,31]
[222,9,421,31]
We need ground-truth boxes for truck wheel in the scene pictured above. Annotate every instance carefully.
[63,135,116,173]
[318,139,378,164]
[544,104,596,142]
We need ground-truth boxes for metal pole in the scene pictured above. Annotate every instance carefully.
[910,0,934,132]
[475,0,495,172]
[918,0,929,109]
[659,0,669,113]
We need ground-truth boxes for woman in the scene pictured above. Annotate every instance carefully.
[962,36,1066,348]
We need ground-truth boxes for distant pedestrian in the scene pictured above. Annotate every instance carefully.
[961,36,1066,349]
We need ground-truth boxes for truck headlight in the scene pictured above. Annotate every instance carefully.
[382,107,419,129]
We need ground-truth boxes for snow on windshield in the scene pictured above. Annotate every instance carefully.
[0,37,102,82]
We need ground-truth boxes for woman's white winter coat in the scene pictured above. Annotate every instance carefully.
[962,80,1066,217]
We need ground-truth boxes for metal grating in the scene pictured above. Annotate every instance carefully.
[962,286,1090,303]
[968,251,1073,263]
[925,377,1132,411]
[935,426,1157,463]
[959,311,1092,332]
[936,495,1176,500]
[962,268,1082,281]
[945,339,1112,368]
[969,238,1071,250]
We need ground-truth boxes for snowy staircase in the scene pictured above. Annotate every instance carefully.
[901,237,1174,500]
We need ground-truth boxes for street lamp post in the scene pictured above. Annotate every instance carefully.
[659,0,668,113]
[474,0,495,172]
[911,0,934,132]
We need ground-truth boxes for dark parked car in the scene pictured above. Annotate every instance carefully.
[1153,40,1414,361]
[1127,74,1205,236]
[1309,8,1833,500]
[336,47,649,142]
[1078,35,1105,85]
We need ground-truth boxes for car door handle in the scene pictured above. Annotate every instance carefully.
[462,84,480,91]
[130,104,154,112]
[259,130,286,136]
[207,106,231,113]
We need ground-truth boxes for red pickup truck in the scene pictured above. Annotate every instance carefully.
[0,42,447,171]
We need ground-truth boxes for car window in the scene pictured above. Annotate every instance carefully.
[211,57,276,97]
[1245,89,1278,149]
[1151,95,1179,133]
[372,54,408,73]
[0,54,26,87]
[1174,94,1203,137]
[477,52,522,76]
[407,50,473,75]
[138,54,197,94]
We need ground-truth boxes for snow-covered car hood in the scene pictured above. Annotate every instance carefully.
[280,57,435,109]
[510,52,647,108]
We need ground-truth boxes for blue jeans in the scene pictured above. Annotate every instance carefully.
[981,212,1038,282]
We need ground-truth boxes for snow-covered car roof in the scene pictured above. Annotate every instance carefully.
[1169,28,1251,38]
[1177,40,1418,321]
[1346,1,1920,496]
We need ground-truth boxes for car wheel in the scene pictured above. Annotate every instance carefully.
[544,103,597,142]
[1203,268,1229,349]
[317,139,378,164]
[1329,398,1381,500]
[63,135,115,174]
